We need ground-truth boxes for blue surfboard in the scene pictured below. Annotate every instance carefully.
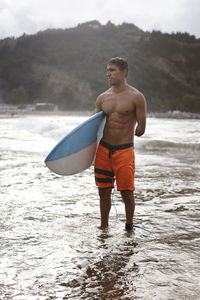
[45,111,105,175]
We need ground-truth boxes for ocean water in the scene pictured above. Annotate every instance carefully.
[0,113,200,300]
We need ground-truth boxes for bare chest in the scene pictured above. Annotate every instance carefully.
[101,94,136,116]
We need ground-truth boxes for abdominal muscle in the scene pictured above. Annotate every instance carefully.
[102,112,136,145]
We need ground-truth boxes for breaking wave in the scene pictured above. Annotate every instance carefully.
[137,139,200,151]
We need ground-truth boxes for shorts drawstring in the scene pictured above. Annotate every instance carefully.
[109,149,115,159]
[100,139,134,159]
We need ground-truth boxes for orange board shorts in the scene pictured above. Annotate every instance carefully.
[94,139,135,191]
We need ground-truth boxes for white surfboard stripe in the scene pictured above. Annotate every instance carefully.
[45,141,97,175]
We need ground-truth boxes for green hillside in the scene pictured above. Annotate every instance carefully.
[0,20,200,112]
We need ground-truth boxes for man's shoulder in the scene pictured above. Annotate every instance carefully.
[127,85,142,95]
[101,88,112,96]
[97,89,112,101]
[127,85,145,101]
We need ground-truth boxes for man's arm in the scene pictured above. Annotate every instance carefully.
[93,94,103,114]
[135,93,146,136]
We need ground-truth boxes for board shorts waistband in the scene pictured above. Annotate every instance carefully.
[100,139,133,152]
[100,139,133,159]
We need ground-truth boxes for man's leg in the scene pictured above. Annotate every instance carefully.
[98,187,112,229]
[120,190,135,227]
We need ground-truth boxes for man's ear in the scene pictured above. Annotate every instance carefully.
[123,69,128,78]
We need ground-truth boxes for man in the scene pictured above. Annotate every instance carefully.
[94,57,146,230]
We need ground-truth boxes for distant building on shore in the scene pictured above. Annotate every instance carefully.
[0,102,57,113]
[35,102,57,111]
[0,104,35,113]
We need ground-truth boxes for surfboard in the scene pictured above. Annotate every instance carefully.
[45,111,105,175]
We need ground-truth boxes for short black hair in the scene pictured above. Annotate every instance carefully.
[107,57,128,74]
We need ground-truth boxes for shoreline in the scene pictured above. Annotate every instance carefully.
[0,110,200,119]
[147,111,200,119]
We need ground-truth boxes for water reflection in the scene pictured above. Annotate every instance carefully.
[60,230,138,299]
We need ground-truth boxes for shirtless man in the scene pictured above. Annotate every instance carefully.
[94,57,146,230]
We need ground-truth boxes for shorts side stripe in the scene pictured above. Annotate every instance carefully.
[95,176,115,183]
[95,168,114,177]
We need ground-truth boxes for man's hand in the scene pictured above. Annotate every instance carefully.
[135,93,146,136]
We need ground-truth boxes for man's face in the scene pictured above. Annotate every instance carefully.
[106,63,126,86]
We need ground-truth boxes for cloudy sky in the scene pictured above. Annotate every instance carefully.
[0,0,200,39]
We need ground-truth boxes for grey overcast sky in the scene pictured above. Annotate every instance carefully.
[0,0,200,39]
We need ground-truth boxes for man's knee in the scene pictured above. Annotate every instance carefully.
[98,187,112,199]
[120,190,134,201]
